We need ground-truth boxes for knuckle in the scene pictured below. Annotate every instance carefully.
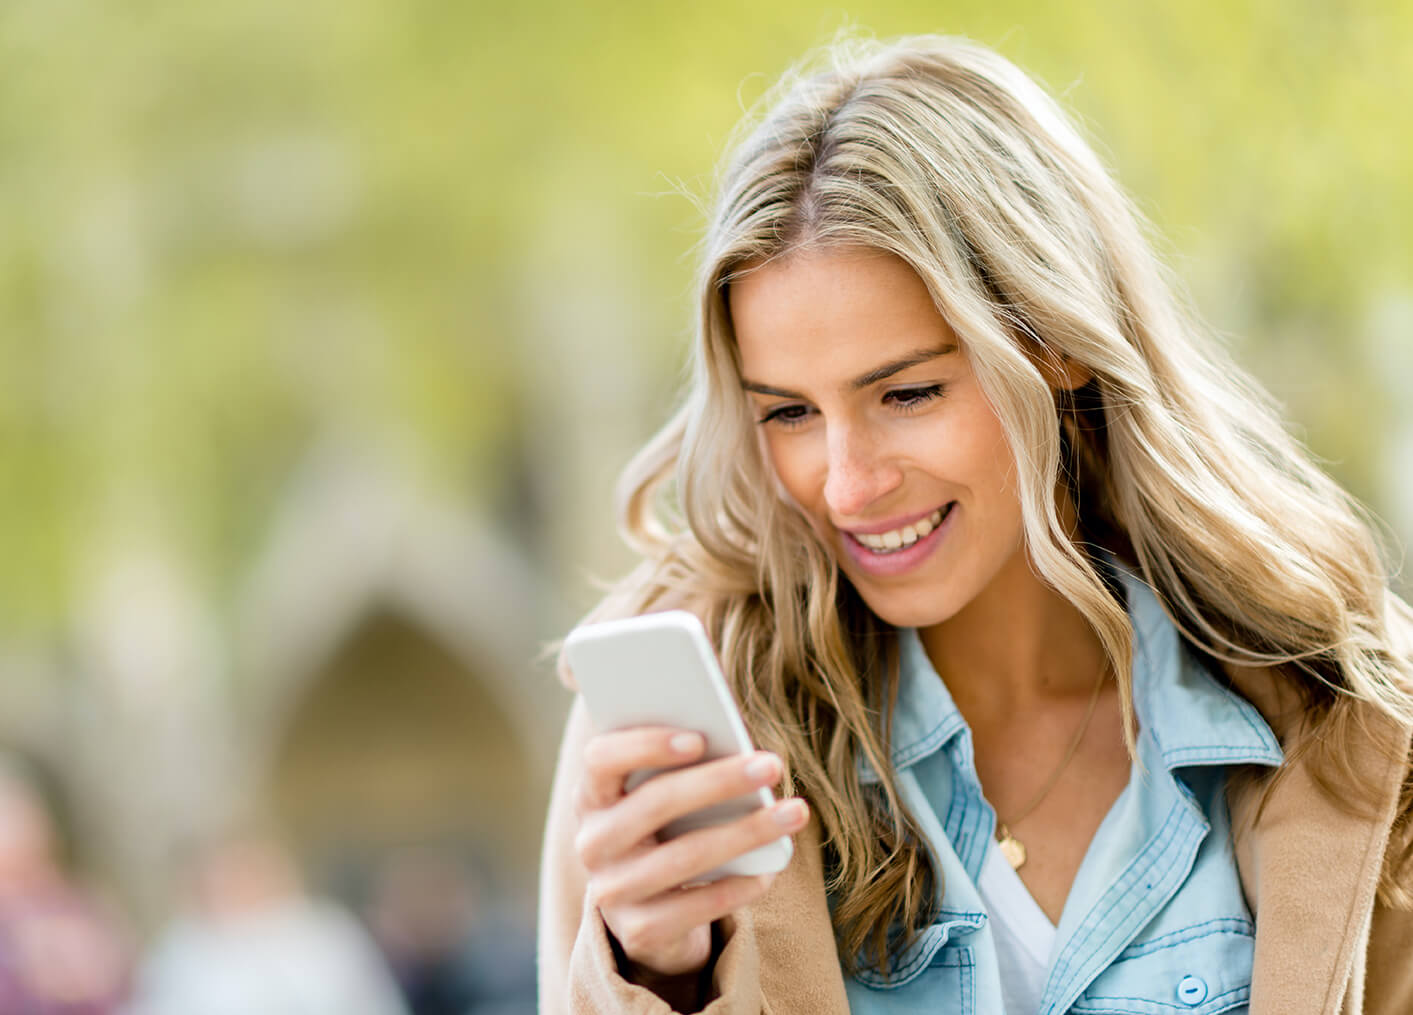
[582,735,612,771]
[642,761,723,813]
[620,790,685,839]
[718,878,753,911]
[657,838,706,882]
[576,772,620,814]
[754,807,783,836]
[663,827,739,885]
[590,871,629,911]
[719,813,765,851]
[572,824,603,869]
[629,776,677,817]
[570,779,593,818]
[757,801,798,837]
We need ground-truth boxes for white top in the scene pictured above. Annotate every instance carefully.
[127,899,409,1015]
[976,844,1056,1015]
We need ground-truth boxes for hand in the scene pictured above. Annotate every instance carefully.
[571,727,810,981]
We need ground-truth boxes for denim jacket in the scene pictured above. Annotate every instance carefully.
[844,564,1284,1015]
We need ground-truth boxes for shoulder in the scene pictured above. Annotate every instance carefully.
[1214,661,1310,745]
[1221,656,1413,897]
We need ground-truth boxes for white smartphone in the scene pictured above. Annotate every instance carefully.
[563,610,794,881]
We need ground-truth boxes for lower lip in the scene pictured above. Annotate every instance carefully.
[840,503,956,577]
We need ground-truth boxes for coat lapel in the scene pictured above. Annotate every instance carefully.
[1225,665,1410,1015]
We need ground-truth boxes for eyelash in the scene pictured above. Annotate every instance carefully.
[887,384,946,411]
[757,384,947,428]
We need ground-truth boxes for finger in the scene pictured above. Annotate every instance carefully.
[604,873,778,972]
[577,751,785,867]
[592,797,807,908]
[577,727,706,812]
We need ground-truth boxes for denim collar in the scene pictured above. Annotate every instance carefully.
[858,557,1282,785]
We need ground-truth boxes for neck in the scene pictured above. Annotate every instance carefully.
[917,544,1107,715]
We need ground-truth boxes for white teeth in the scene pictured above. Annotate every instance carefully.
[852,506,949,555]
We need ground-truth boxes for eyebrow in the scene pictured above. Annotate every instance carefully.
[741,344,957,399]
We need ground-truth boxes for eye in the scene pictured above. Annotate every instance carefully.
[757,403,815,428]
[884,384,945,411]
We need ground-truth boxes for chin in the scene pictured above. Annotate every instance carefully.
[848,581,957,631]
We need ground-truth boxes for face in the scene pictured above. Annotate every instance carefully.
[729,246,1030,631]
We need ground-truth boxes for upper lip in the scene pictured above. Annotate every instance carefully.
[837,502,951,536]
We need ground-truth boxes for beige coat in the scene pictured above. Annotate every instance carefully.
[539,666,1413,1014]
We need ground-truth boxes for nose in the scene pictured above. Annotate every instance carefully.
[822,423,903,519]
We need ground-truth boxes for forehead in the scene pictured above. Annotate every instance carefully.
[728,247,957,380]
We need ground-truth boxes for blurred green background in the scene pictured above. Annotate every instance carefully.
[0,0,1409,997]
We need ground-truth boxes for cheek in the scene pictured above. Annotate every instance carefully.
[760,433,821,511]
[941,391,1017,499]
[959,429,1018,501]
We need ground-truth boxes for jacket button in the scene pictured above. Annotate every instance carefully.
[1176,975,1208,1005]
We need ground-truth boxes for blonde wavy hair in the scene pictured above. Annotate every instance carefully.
[577,34,1413,972]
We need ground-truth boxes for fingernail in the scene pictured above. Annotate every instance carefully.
[670,732,703,755]
[745,753,780,782]
[773,799,807,827]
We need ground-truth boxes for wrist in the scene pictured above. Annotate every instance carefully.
[609,923,722,1012]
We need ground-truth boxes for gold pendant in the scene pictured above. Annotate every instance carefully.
[996,825,1027,870]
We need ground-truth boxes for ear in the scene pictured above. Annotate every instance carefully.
[1014,322,1094,393]
[1036,350,1093,393]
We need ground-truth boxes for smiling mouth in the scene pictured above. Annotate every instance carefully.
[848,503,954,554]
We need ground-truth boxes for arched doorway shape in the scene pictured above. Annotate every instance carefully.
[264,608,540,902]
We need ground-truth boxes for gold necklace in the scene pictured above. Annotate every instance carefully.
[994,668,1108,871]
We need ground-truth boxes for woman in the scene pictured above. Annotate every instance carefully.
[539,34,1413,1014]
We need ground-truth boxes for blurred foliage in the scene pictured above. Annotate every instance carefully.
[1,0,1409,636]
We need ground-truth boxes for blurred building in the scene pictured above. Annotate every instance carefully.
[0,443,571,942]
